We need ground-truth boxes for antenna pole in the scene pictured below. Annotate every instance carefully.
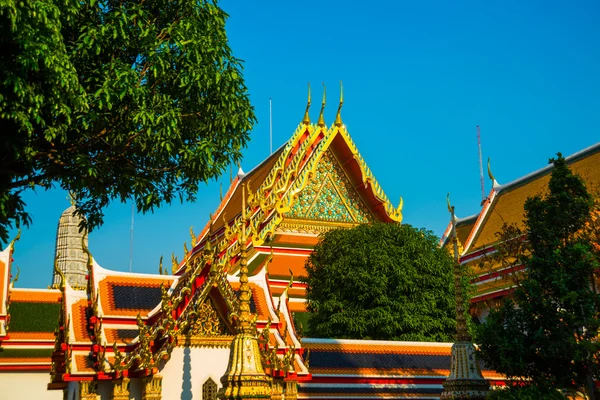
[477,125,485,203]
[129,201,134,272]
[269,97,273,154]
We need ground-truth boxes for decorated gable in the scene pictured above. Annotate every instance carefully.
[287,149,374,224]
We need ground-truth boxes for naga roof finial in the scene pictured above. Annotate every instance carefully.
[317,83,326,128]
[302,82,311,125]
[334,81,344,127]
[487,157,500,189]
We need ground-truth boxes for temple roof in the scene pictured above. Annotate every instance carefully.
[299,338,504,399]
[188,114,403,265]
[463,142,600,254]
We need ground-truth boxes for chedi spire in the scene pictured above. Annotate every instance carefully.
[52,203,88,290]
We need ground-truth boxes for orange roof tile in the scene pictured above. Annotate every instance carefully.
[0,357,50,364]
[268,254,308,278]
[74,355,95,373]
[10,289,61,303]
[104,328,138,345]
[71,299,89,342]
[308,367,450,377]
[287,302,307,313]
[98,276,174,317]
[272,234,319,248]
[230,283,270,320]
[7,332,55,340]
[303,341,451,356]
[270,286,306,298]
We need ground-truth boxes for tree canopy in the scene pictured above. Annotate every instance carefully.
[476,154,600,398]
[0,0,254,243]
[302,222,458,342]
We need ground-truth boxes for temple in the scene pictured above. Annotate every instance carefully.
[440,143,600,322]
[4,87,596,399]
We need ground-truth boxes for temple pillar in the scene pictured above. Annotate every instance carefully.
[112,377,130,400]
[142,375,162,400]
[79,380,98,400]
[270,379,284,400]
[284,381,298,400]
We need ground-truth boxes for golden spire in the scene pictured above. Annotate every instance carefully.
[334,81,344,127]
[317,83,326,127]
[219,183,271,399]
[441,194,489,399]
[237,183,252,333]
[446,193,469,341]
[302,82,311,125]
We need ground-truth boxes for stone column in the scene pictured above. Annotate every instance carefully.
[142,375,162,400]
[112,378,130,400]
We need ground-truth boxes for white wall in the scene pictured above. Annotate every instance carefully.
[160,346,230,400]
[0,372,64,399]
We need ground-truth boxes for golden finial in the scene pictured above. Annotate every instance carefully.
[54,252,66,290]
[189,226,197,246]
[447,193,453,214]
[220,182,223,201]
[10,265,20,288]
[171,253,178,270]
[205,213,213,252]
[158,256,163,275]
[183,241,189,256]
[334,81,344,127]
[229,165,233,184]
[487,158,495,182]
[81,233,92,271]
[302,82,311,125]
[317,83,326,127]
[8,228,21,249]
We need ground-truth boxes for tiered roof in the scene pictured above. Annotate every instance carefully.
[182,90,403,314]
[443,143,600,305]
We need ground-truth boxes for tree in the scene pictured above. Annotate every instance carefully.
[302,222,458,341]
[0,0,254,243]
[476,154,600,398]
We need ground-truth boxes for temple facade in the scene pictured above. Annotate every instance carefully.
[0,89,530,399]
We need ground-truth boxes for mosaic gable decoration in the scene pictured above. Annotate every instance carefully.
[287,149,373,223]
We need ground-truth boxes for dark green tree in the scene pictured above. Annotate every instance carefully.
[476,154,600,398]
[0,0,254,243]
[302,222,457,341]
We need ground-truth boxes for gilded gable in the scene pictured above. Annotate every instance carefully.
[287,149,373,223]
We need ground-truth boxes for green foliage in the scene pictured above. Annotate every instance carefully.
[486,385,567,400]
[476,154,600,396]
[0,0,254,243]
[9,301,60,332]
[0,347,53,358]
[302,222,458,341]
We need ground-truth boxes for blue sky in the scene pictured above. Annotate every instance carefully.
[8,0,600,288]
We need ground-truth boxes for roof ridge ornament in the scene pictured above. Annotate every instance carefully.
[317,83,326,127]
[334,81,344,127]
[302,82,311,125]
[487,157,500,189]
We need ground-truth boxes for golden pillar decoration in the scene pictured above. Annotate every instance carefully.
[440,195,489,400]
[285,381,298,400]
[142,375,163,400]
[79,380,98,400]
[112,377,130,400]
[219,184,272,399]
